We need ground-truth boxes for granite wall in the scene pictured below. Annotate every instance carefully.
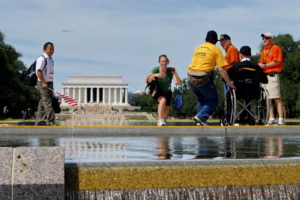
[0,147,64,200]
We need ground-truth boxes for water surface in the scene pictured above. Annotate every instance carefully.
[1,136,299,163]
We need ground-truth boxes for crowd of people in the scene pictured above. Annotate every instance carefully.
[12,30,284,127]
[147,30,284,126]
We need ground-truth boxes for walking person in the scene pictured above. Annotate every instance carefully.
[21,109,27,120]
[258,33,285,125]
[187,30,236,126]
[146,55,182,126]
[3,105,8,119]
[35,42,55,126]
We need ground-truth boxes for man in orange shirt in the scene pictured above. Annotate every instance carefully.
[220,34,240,70]
[220,34,240,94]
[258,32,285,125]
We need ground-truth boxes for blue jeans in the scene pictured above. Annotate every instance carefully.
[190,81,218,120]
[223,82,228,97]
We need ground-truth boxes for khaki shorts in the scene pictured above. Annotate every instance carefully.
[262,74,281,99]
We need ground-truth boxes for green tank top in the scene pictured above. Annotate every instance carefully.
[151,67,173,93]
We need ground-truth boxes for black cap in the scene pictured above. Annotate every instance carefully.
[206,30,218,41]
[219,34,231,41]
[239,46,251,56]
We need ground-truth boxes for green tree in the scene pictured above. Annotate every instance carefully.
[0,31,38,118]
[170,78,197,118]
[129,94,157,112]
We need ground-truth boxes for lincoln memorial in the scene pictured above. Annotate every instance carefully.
[61,76,129,107]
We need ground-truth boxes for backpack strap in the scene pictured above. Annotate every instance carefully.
[39,55,47,71]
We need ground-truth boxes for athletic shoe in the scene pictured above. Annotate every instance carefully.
[47,122,57,126]
[266,119,277,126]
[162,119,168,126]
[192,116,208,126]
[157,120,166,126]
[278,119,285,125]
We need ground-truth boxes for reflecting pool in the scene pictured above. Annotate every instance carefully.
[0,136,299,163]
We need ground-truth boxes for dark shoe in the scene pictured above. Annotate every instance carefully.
[192,116,208,126]
[47,122,57,126]
[35,121,47,126]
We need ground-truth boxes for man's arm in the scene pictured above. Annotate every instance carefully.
[258,61,280,69]
[36,56,48,89]
[219,67,236,89]
[36,70,48,89]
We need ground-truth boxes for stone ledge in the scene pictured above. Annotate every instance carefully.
[65,159,300,190]
[0,147,64,200]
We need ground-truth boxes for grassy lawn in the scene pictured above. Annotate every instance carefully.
[0,118,34,121]
[125,115,148,120]
[56,114,72,120]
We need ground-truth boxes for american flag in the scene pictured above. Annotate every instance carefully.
[49,89,78,107]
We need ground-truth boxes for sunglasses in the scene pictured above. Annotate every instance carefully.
[262,37,271,40]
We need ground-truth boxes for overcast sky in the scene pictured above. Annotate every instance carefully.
[1,0,299,92]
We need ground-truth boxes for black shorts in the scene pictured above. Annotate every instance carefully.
[153,89,172,106]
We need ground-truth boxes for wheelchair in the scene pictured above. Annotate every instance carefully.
[221,84,270,126]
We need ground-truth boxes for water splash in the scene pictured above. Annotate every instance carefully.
[66,184,300,200]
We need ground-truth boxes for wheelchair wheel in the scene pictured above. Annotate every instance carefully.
[257,87,270,125]
[221,88,236,125]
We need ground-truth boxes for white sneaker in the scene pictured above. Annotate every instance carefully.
[266,119,277,126]
[157,120,166,126]
[162,119,168,126]
[278,119,285,125]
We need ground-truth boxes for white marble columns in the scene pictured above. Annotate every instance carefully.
[62,86,128,105]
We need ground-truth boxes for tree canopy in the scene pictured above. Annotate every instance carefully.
[0,31,38,118]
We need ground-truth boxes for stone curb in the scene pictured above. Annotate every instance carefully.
[0,126,299,136]
[0,147,64,200]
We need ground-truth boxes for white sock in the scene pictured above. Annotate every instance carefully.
[278,118,284,122]
[269,118,275,122]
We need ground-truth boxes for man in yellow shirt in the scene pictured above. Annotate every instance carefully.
[187,30,235,126]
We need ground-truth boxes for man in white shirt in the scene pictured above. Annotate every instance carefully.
[35,42,55,126]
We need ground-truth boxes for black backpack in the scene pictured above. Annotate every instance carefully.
[145,78,158,97]
[24,55,47,86]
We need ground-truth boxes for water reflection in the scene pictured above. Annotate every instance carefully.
[0,136,299,163]
[224,137,236,159]
[264,137,284,159]
[58,120,300,126]
[61,138,127,162]
[157,137,171,160]
[194,138,219,159]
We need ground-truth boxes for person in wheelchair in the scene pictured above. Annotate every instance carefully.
[227,46,268,124]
